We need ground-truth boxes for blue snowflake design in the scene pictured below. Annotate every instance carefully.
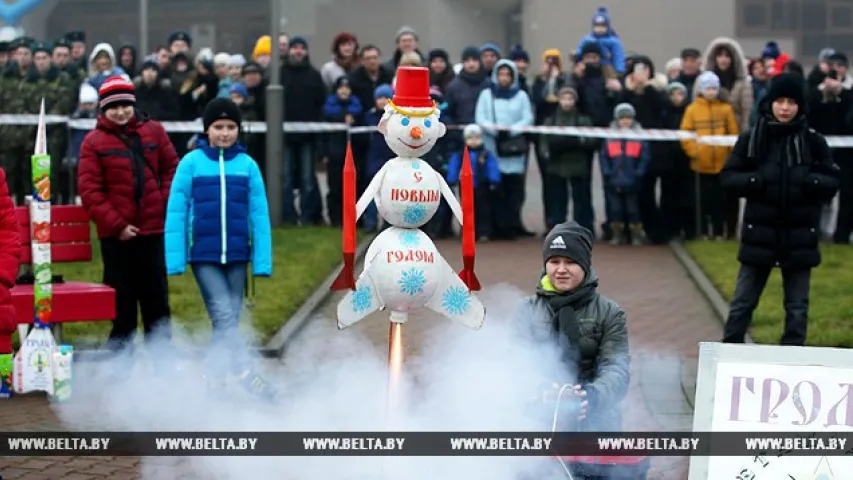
[411,161,420,169]
[398,268,427,296]
[402,203,427,224]
[351,285,373,314]
[441,286,471,316]
[398,230,420,247]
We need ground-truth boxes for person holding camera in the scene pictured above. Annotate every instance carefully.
[621,57,671,243]
[807,52,853,244]
[531,49,572,230]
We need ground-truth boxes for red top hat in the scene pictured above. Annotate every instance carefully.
[392,67,434,108]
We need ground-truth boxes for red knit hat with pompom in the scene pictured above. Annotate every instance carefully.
[98,76,135,111]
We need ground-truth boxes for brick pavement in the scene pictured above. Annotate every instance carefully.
[0,158,721,479]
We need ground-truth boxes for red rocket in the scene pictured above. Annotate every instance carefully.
[458,145,480,291]
[330,142,357,291]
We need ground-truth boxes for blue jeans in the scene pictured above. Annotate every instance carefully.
[605,188,641,224]
[283,141,321,224]
[192,262,250,375]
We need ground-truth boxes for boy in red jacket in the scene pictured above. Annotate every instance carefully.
[77,76,178,353]
[0,167,21,365]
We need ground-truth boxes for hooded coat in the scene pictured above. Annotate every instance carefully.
[695,37,754,131]
[86,43,130,91]
[473,59,534,174]
[513,258,629,431]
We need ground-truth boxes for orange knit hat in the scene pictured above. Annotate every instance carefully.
[253,35,271,59]
[542,48,562,62]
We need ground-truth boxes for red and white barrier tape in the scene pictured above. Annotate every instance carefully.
[4,114,853,147]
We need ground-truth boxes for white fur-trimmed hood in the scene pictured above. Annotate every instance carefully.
[701,37,748,80]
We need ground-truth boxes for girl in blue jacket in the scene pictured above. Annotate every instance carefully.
[164,98,274,400]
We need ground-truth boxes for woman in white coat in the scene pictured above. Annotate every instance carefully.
[475,59,534,240]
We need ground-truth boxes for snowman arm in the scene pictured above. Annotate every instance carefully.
[436,171,464,225]
[356,163,388,221]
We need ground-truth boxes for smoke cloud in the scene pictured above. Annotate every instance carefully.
[52,282,631,479]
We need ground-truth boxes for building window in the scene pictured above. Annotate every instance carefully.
[772,0,800,30]
[828,33,853,52]
[802,33,828,56]
[832,5,853,27]
[744,2,768,26]
[801,0,827,29]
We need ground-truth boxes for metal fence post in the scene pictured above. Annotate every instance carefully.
[265,0,284,227]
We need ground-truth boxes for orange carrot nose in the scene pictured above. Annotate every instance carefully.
[410,126,423,139]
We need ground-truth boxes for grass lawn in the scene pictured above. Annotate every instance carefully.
[684,240,853,347]
[16,226,354,348]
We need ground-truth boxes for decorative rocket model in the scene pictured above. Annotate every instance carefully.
[458,146,480,291]
[331,67,484,331]
[13,99,61,398]
[330,143,357,291]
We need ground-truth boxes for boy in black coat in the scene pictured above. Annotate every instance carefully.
[720,73,840,346]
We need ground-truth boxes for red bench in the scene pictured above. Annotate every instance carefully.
[8,205,115,343]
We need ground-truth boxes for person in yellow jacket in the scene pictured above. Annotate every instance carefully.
[680,71,739,239]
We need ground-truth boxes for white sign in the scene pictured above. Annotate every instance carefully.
[690,343,853,480]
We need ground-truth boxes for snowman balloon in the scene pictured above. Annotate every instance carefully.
[334,66,485,331]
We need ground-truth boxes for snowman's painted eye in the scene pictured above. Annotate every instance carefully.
[424,120,432,128]
[401,117,410,126]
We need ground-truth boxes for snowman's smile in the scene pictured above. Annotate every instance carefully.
[398,138,425,150]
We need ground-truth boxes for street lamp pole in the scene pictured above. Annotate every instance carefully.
[139,0,149,57]
[265,0,284,226]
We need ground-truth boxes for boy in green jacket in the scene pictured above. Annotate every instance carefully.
[538,86,600,232]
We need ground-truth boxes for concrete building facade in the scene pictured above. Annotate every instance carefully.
[10,0,846,72]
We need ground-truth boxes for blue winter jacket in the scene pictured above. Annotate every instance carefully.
[321,94,364,159]
[576,35,625,75]
[87,66,129,91]
[474,59,534,175]
[164,138,272,276]
[446,147,501,186]
[217,77,235,99]
[577,8,625,74]
[599,127,650,191]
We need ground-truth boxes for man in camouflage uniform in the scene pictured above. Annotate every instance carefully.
[52,38,83,83]
[0,37,35,203]
[65,31,87,73]
[25,41,75,203]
